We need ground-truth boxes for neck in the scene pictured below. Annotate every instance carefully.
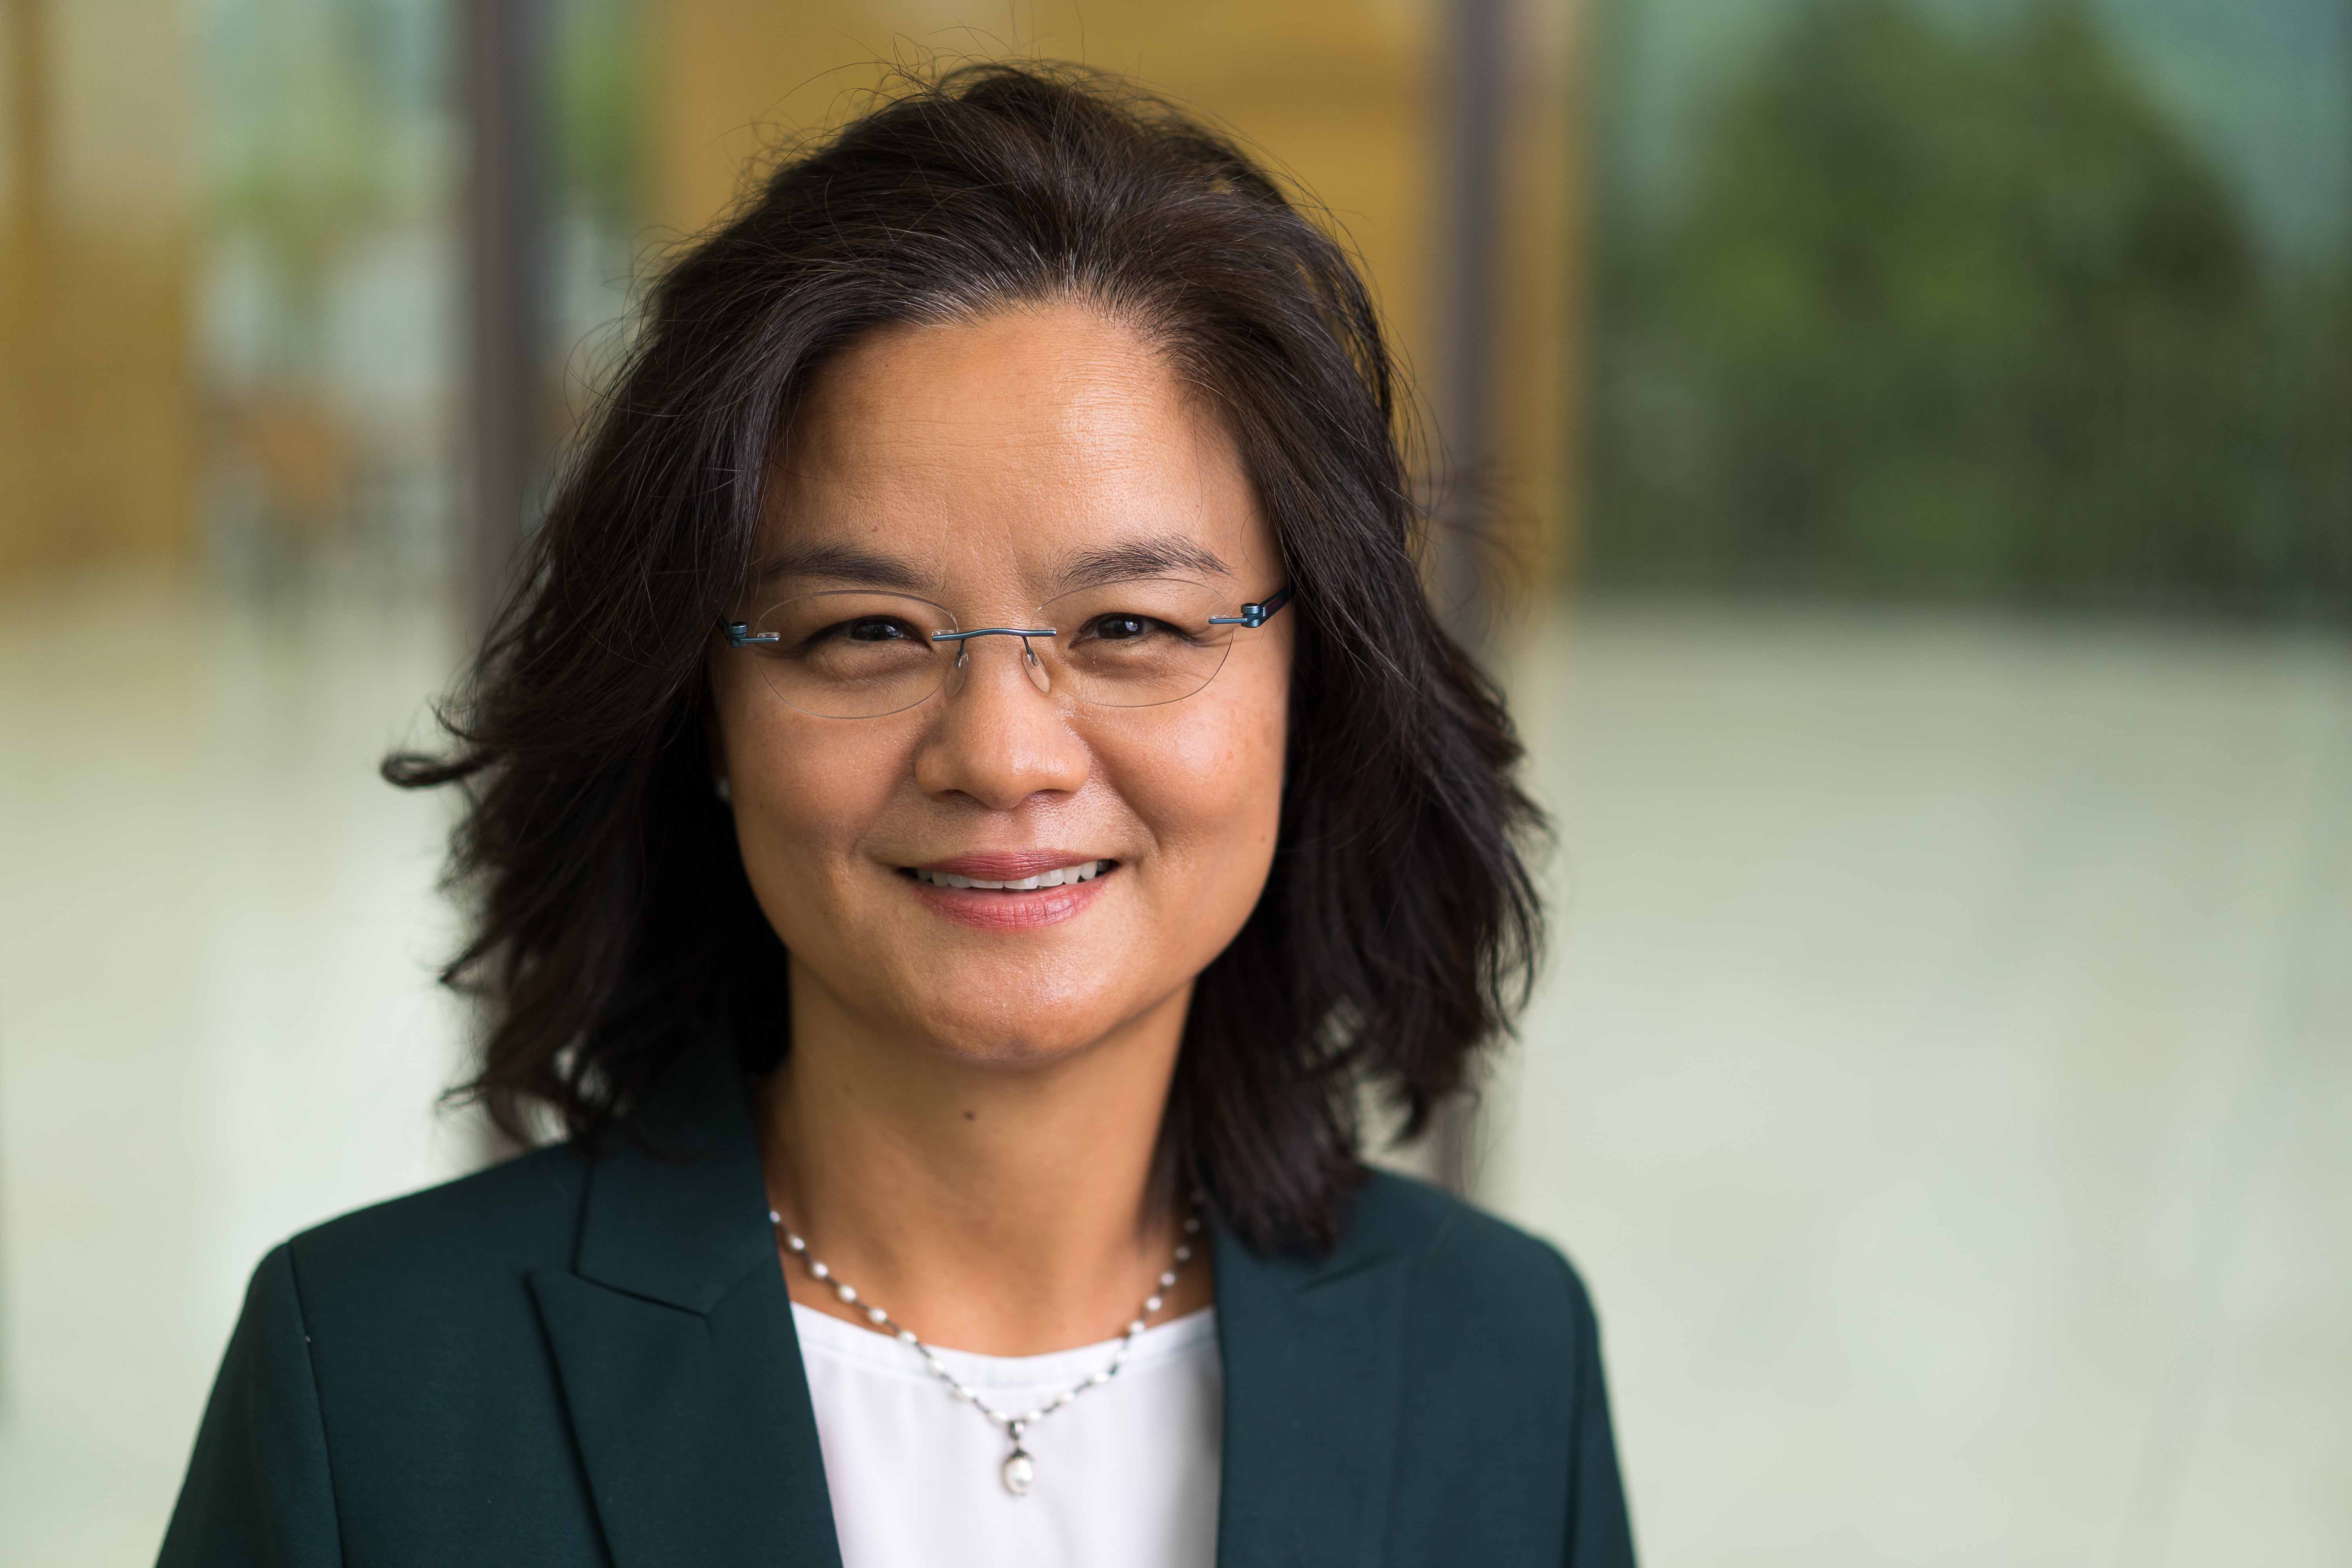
[755,956,1210,1355]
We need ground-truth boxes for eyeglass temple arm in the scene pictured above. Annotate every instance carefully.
[721,621,779,647]
[1206,586,1292,629]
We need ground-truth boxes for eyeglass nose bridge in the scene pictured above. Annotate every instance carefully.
[930,624,1059,697]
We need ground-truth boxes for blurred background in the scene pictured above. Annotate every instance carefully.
[0,0,2344,1561]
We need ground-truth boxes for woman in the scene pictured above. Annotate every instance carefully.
[161,64,1634,1567]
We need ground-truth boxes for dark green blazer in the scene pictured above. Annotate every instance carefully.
[159,1040,1635,1566]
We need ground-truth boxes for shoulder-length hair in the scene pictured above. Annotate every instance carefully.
[392,62,1543,1255]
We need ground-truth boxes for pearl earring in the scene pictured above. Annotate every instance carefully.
[714,775,731,803]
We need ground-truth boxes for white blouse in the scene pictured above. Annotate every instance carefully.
[791,1302,1223,1568]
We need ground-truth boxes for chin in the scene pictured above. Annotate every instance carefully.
[894,973,1145,1066]
[908,1006,1120,1067]
[922,1029,1098,1071]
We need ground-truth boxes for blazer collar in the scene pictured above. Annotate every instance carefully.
[571,1035,780,1313]
[1212,1196,1410,1568]
[528,1035,1413,1568]
[529,1036,844,1568]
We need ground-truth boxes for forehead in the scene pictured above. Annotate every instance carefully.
[759,304,1272,593]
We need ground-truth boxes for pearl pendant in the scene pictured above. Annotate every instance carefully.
[767,1201,1202,1505]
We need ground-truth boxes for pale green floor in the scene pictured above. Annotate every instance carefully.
[2,577,2345,1564]
[1485,603,2352,1566]
[0,574,477,1564]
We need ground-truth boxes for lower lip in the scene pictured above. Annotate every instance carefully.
[900,866,1115,930]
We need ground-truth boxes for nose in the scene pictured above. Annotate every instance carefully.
[912,634,1090,809]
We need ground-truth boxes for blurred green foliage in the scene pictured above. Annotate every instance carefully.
[204,0,450,364]
[1589,0,2352,615]
[550,0,647,229]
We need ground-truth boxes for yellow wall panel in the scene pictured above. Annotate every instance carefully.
[1,0,197,583]
[651,0,1441,413]
[650,0,1581,583]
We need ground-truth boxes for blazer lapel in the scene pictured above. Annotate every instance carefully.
[529,1040,841,1568]
[1212,1215,1409,1568]
[527,1036,1414,1568]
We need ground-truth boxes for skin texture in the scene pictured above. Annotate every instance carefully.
[707,301,1292,1354]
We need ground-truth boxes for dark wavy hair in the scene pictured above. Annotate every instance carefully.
[390,62,1543,1255]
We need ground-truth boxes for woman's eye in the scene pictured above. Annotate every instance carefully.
[829,617,912,643]
[1090,613,1158,641]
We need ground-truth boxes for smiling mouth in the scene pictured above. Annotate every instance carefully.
[902,859,1115,891]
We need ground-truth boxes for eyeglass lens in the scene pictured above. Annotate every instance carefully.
[734,578,1259,719]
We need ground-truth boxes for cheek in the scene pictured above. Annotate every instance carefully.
[753,741,873,864]
[1103,671,1288,901]
[715,672,905,898]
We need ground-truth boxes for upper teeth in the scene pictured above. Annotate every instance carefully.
[914,860,1109,891]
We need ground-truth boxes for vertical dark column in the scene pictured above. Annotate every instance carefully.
[1430,0,1510,1197]
[1434,0,1507,632]
[461,0,548,643]
[459,0,548,1167]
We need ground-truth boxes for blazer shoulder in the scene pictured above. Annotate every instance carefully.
[1344,1178,1636,1566]
[1348,1167,1602,1345]
[282,1142,589,1320]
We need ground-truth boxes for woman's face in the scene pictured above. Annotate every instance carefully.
[708,302,1292,1067]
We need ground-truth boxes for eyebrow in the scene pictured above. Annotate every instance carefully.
[751,542,931,592]
[753,533,1233,593]
[1054,535,1231,589]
